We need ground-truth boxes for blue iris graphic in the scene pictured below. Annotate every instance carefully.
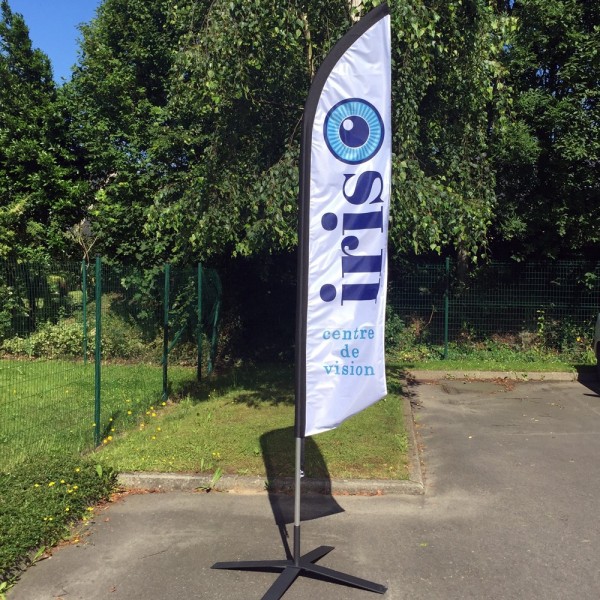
[324,99,384,164]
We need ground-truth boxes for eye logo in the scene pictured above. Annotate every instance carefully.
[324,98,384,164]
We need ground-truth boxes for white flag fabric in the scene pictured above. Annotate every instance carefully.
[296,4,391,438]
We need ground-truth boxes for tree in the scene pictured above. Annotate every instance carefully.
[63,0,201,263]
[0,0,82,261]
[149,0,351,260]
[65,0,353,265]
[385,0,513,266]
[67,0,513,267]
[492,0,600,259]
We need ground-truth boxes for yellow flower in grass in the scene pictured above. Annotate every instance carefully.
[48,481,56,487]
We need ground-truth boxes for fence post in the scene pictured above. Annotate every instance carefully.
[82,260,88,365]
[444,256,449,360]
[94,256,102,447]
[197,263,203,382]
[162,263,170,402]
[208,298,220,375]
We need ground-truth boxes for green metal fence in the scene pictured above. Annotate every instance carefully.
[2,257,598,470]
[388,259,600,359]
[0,258,221,469]
[0,260,94,469]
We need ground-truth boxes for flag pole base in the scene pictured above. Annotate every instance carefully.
[212,545,387,600]
[212,439,386,598]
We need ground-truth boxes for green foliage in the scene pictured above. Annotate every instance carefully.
[0,455,117,585]
[2,0,597,275]
[0,307,150,360]
[493,0,600,259]
[387,323,595,367]
[0,1,86,262]
[536,312,595,363]
[388,0,511,261]
[63,0,351,264]
[1,319,83,358]
[385,307,435,353]
[61,0,514,266]
[0,280,20,340]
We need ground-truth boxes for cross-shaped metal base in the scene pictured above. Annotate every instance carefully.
[212,544,386,600]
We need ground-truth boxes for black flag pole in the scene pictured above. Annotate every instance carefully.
[212,4,390,598]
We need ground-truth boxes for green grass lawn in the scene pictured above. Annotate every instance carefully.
[400,357,576,372]
[0,359,195,471]
[95,364,409,481]
[1,359,409,480]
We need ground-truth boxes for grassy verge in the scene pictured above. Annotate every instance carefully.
[0,455,116,588]
[400,357,576,372]
[387,343,589,373]
[95,364,409,481]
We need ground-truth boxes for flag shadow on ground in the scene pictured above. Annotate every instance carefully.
[260,427,344,560]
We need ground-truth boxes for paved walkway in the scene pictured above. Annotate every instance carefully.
[9,378,600,599]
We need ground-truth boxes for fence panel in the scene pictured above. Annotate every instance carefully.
[3,256,597,468]
[388,259,600,358]
[0,259,222,469]
[0,260,94,469]
[388,261,448,345]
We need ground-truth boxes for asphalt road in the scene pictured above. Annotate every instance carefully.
[9,378,600,600]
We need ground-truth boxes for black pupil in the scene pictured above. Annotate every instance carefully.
[339,116,369,148]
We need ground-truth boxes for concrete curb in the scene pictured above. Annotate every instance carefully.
[116,472,424,496]
[407,370,592,382]
[117,397,425,497]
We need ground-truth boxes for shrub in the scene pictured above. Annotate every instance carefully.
[1,320,82,358]
[1,311,155,362]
